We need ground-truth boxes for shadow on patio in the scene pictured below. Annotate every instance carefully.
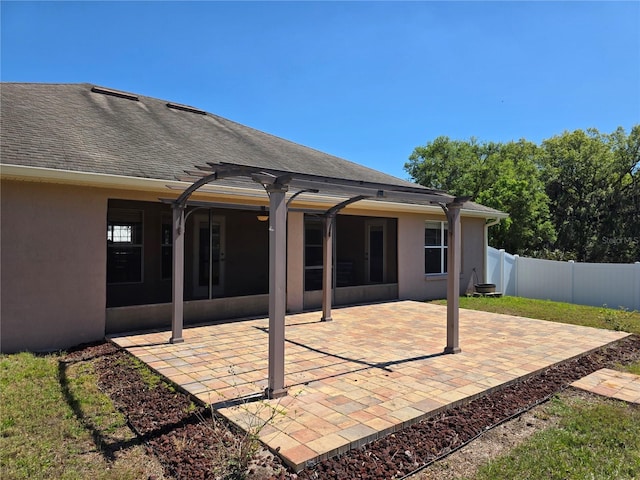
[109,300,628,471]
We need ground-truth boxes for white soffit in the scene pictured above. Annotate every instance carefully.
[0,163,507,219]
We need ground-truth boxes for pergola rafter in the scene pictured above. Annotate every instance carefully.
[166,162,465,399]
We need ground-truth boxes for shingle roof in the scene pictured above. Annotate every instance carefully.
[1,82,420,186]
[0,82,505,216]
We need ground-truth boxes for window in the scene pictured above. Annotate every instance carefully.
[425,221,447,274]
[161,215,172,279]
[107,209,143,284]
[304,218,324,291]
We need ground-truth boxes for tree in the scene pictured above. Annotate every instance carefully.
[475,141,555,255]
[406,128,639,262]
[404,136,484,197]
[541,127,639,262]
[405,137,555,255]
[606,126,640,262]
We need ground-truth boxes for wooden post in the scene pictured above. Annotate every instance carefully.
[266,183,289,399]
[170,205,185,344]
[321,215,334,322]
[444,203,462,354]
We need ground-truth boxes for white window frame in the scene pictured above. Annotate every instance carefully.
[425,221,447,275]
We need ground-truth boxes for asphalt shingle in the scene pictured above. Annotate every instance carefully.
[1,82,417,185]
[1,82,504,215]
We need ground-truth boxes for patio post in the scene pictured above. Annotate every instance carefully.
[170,204,185,344]
[318,194,368,323]
[321,214,334,321]
[266,181,289,399]
[444,201,462,354]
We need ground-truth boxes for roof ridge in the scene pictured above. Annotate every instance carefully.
[0,81,93,86]
[0,82,475,200]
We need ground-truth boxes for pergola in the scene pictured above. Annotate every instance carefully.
[167,162,466,399]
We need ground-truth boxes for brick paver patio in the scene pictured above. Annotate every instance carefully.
[109,300,629,471]
[572,368,640,404]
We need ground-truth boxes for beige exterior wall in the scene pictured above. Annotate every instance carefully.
[462,217,488,291]
[0,173,493,352]
[397,214,429,300]
[397,213,487,301]
[1,180,107,352]
[286,211,305,313]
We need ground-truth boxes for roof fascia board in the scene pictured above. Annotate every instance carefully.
[0,164,507,219]
[459,210,509,219]
[0,164,259,199]
[0,164,182,191]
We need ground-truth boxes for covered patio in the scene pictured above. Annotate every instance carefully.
[109,300,629,471]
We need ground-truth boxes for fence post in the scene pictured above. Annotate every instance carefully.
[568,260,575,304]
[513,255,519,297]
[635,262,640,311]
[499,249,505,293]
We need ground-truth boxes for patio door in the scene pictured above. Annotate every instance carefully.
[365,219,386,283]
[193,213,225,298]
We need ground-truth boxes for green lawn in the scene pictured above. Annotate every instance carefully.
[472,394,640,480]
[2,297,638,479]
[0,352,163,480]
[431,295,640,335]
[625,361,640,375]
[431,296,640,480]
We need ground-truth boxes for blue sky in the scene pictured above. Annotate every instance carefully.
[2,1,639,180]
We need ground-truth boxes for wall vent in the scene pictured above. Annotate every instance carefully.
[166,102,207,115]
[91,86,139,101]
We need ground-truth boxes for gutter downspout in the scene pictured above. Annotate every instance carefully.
[484,218,501,283]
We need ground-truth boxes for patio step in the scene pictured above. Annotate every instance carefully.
[571,368,640,404]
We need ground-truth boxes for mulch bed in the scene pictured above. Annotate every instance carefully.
[66,334,640,480]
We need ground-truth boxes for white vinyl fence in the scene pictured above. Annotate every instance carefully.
[487,247,640,311]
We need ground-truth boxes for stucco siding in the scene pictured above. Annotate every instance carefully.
[397,214,428,300]
[397,213,487,301]
[461,217,486,291]
[286,211,304,312]
[0,178,492,352]
[1,181,107,352]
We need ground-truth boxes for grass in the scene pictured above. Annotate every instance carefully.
[0,351,163,480]
[472,394,640,480]
[430,295,640,480]
[621,359,640,376]
[431,295,640,334]
[117,354,167,390]
[2,297,638,479]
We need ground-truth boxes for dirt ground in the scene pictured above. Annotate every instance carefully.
[67,334,640,479]
[409,392,566,480]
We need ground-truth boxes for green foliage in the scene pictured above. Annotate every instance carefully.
[622,360,640,375]
[406,136,486,196]
[406,136,555,255]
[473,395,640,480]
[118,355,167,390]
[406,126,640,261]
[200,373,292,480]
[541,127,640,262]
[475,140,556,254]
[431,296,640,334]
[0,352,160,479]
[598,305,634,332]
